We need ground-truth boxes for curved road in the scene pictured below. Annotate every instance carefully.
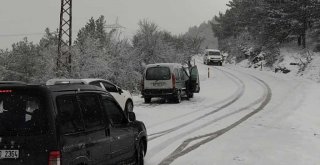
[134,59,312,165]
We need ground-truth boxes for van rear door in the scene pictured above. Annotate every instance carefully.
[144,66,173,89]
[0,87,53,165]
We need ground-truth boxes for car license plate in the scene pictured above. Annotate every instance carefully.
[152,82,165,87]
[0,150,19,159]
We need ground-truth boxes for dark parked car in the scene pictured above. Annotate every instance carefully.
[0,81,147,165]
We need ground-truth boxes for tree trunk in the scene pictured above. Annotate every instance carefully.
[302,32,306,49]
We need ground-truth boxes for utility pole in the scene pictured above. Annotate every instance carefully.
[57,0,72,76]
[105,17,125,40]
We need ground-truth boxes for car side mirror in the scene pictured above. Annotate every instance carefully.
[128,112,136,121]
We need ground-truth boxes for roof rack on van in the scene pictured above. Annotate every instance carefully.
[46,79,85,85]
[0,81,27,85]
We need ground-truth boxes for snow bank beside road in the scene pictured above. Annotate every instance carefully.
[236,47,320,83]
[301,55,320,82]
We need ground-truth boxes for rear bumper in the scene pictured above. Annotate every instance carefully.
[142,88,177,98]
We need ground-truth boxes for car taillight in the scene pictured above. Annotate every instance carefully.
[0,89,12,93]
[48,151,61,165]
[172,74,176,89]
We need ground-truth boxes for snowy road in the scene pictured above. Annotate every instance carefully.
[133,57,320,165]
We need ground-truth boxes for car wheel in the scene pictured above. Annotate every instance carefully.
[136,141,145,165]
[125,100,133,113]
[144,97,151,103]
[185,94,190,100]
[188,93,194,99]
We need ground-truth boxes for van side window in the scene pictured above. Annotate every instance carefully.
[102,98,126,125]
[57,95,84,134]
[78,94,105,130]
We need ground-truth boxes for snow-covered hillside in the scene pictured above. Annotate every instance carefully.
[236,48,320,83]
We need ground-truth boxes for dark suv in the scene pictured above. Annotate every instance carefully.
[0,82,147,165]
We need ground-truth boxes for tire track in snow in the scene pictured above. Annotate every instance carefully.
[148,68,245,141]
[158,71,272,165]
[144,65,240,129]
[146,68,248,161]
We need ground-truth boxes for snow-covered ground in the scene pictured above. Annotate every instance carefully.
[237,47,320,83]
[133,56,320,165]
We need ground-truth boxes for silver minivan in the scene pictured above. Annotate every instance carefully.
[203,49,223,66]
[141,63,200,103]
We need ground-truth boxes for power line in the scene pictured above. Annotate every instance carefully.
[0,32,58,37]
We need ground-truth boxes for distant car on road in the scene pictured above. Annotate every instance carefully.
[203,49,223,66]
[0,81,147,165]
[46,78,134,114]
[141,63,200,103]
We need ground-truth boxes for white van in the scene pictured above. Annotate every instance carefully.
[141,63,200,103]
[203,49,223,66]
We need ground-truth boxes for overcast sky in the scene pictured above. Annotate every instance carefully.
[0,0,229,49]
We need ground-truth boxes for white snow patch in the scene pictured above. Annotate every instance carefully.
[301,55,320,82]
[236,59,250,68]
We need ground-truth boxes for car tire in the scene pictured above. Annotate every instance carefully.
[188,93,194,99]
[144,97,151,103]
[136,141,145,165]
[125,100,133,114]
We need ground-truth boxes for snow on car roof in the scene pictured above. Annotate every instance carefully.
[146,63,183,68]
[205,49,220,52]
[80,78,111,84]
[46,78,112,85]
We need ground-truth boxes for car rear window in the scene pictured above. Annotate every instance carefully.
[0,88,48,136]
[208,51,220,55]
[146,67,171,80]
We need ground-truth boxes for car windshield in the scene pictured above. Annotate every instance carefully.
[146,67,171,80]
[208,51,220,55]
[0,89,47,136]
